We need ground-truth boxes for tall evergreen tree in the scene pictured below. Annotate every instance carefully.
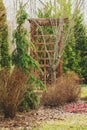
[63,13,87,81]
[63,31,81,75]
[74,14,87,81]
[0,0,10,69]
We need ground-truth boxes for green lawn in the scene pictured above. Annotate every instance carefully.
[81,86,87,99]
[81,84,87,87]
[32,114,87,130]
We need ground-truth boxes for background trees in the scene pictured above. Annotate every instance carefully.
[38,0,87,81]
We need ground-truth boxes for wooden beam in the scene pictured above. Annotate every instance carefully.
[28,18,68,26]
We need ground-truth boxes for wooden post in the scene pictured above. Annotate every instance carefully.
[30,21,38,77]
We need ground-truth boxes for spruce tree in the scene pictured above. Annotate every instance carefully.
[0,0,10,69]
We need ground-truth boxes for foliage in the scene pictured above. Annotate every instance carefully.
[41,71,81,106]
[63,13,87,81]
[18,73,44,112]
[19,88,40,112]
[19,74,45,112]
[74,14,87,82]
[12,3,45,114]
[63,30,81,75]
[38,1,53,18]
[0,0,10,69]
[12,4,40,72]
[38,0,72,18]
[0,3,45,119]
[38,0,80,77]
[38,1,87,80]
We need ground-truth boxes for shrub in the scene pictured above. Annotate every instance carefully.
[19,75,45,112]
[41,71,81,106]
[19,88,40,112]
[0,3,45,119]
[65,71,82,83]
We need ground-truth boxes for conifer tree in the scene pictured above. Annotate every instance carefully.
[0,0,10,69]
[1,3,45,119]
[74,14,87,81]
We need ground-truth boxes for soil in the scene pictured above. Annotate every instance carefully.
[0,100,87,129]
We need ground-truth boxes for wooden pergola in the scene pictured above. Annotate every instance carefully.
[29,18,68,84]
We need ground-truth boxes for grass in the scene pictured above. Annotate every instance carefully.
[81,86,87,99]
[81,84,87,87]
[32,114,87,130]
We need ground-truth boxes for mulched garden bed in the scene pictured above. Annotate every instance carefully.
[0,100,87,129]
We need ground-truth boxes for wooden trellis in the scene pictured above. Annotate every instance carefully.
[29,18,68,84]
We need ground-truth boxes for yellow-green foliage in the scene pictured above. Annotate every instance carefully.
[0,0,10,68]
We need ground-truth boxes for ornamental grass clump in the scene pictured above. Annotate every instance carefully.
[0,67,29,118]
[41,71,81,106]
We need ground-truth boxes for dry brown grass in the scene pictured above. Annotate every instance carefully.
[41,71,81,106]
[0,67,29,118]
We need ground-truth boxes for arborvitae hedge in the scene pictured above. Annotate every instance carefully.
[0,0,10,69]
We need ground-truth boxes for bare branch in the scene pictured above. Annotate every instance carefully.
[38,0,47,7]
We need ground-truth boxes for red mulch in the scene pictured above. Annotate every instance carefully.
[65,103,87,113]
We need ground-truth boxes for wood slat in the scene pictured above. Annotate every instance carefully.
[38,50,54,53]
[40,65,50,67]
[36,42,54,45]
[38,58,54,60]
[29,18,68,26]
